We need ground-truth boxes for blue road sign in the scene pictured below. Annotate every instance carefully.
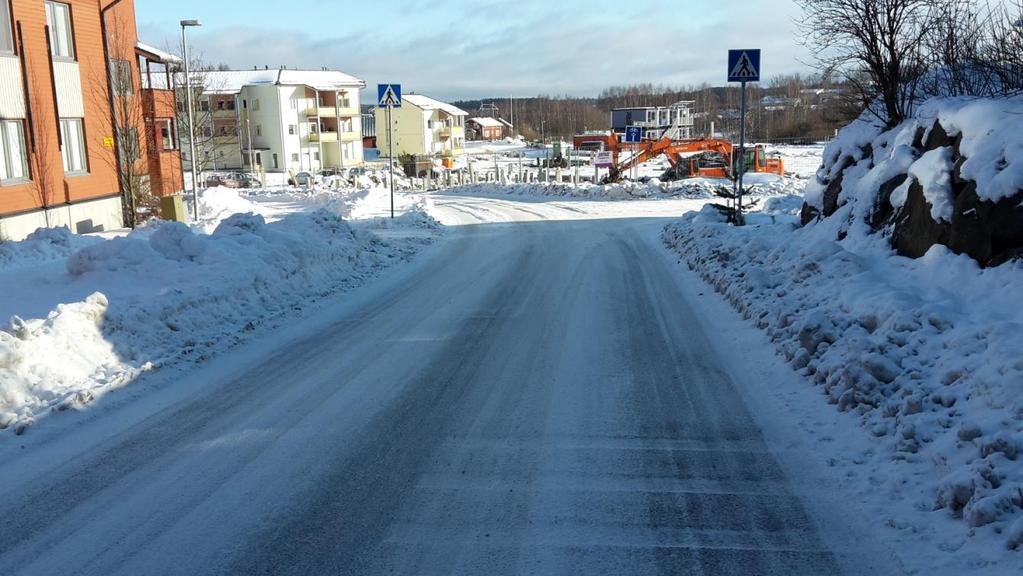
[728,50,760,82]
[378,84,402,107]
[624,126,642,143]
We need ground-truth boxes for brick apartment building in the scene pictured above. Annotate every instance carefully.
[0,0,182,240]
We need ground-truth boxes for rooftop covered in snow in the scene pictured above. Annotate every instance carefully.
[403,94,468,116]
[195,69,366,95]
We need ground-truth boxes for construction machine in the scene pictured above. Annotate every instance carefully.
[603,133,784,183]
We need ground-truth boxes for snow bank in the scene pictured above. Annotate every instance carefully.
[663,208,1023,552]
[0,209,441,434]
[0,227,100,272]
[444,173,806,202]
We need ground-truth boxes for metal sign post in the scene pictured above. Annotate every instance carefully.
[378,83,402,218]
[624,126,641,181]
[727,49,760,226]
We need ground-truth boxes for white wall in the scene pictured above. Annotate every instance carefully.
[0,196,123,241]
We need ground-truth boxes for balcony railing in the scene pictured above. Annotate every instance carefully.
[304,104,359,117]
[309,131,360,143]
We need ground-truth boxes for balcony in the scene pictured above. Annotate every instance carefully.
[309,131,360,143]
[304,104,359,117]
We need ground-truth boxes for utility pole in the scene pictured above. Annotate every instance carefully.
[180,19,202,219]
[387,103,394,218]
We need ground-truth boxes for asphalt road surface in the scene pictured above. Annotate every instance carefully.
[0,195,878,575]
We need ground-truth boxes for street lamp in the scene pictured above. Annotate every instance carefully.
[180,19,202,219]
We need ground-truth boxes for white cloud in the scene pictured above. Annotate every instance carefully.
[139,0,814,100]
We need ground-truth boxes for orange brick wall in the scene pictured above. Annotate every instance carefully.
[1,0,179,220]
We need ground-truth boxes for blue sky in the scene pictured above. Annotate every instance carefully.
[136,0,813,101]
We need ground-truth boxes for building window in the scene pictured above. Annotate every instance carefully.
[0,120,29,183]
[199,99,209,112]
[252,99,260,111]
[44,2,74,60]
[290,153,298,162]
[110,59,133,95]
[313,151,319,161]
[271,153,278,169]
[0,1,13,54]
[288,124,295,135]
[60,118,87,173]
[118,127,140,165]
[158,118,174,150]
[255,125,262,137]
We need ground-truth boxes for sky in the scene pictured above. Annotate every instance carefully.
[135,0,815,102]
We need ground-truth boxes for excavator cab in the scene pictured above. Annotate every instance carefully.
[733,145,785,176]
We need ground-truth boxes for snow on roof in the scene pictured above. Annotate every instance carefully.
[135,41,181,64]
[469,117,503,128]
[403,94,468,116]
[198,69,365,95]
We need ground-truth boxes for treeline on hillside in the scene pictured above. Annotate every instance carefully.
[797,0,1023,127]
[454,74,855,143]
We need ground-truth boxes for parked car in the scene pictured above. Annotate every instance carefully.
[204,174,227,187]
[291,171,321,186]
[223,172,260,188]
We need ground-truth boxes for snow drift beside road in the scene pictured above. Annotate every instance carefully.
[0,209,440,434]
[664,204,1023,561]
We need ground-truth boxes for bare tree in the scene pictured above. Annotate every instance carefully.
[28,64,58,227]
[984,0,1023,94]
[94,13,158,227]
[171,51,230,178]
[796,0,942,126]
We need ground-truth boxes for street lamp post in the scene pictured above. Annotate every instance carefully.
[180,19,202,219]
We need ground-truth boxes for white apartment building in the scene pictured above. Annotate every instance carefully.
[185,68,365,176]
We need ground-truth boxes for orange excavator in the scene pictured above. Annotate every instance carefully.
[604,133,784,183]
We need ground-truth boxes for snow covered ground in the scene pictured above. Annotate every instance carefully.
[0,185,439,435]
[663,199,1023,571]
[444,172,807,202]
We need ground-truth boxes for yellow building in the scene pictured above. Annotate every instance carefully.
[375,93,466,161]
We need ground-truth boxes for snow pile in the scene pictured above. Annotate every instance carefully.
[663,206,1023,551]
[193,185,430,232]
[0,209,441,434]
[802,96,1023,266]
[0,227,100,271]
[444,173,806,201]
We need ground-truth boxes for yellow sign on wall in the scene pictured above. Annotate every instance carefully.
[103,137,115,148]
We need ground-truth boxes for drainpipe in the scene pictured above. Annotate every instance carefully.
[100,0,131,227]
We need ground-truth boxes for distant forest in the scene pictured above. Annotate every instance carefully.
[453,74,858,143]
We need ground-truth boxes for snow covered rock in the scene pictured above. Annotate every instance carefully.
[802,97,1023,266]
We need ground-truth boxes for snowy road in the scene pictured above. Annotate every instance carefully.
[0,195,882,575]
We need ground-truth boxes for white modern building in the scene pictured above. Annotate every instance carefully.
[185,68,366,176]
[610,100,695,140]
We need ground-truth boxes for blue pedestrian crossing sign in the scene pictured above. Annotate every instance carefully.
[624,126,642,143]
[377,84,402,108]
[727,50,760,82]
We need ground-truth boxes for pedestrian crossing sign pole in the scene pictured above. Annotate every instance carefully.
[378,84,402,218]
[727,49,760,226]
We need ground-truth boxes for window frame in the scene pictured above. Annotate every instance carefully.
[158,118,175,151]
[109,59,133,96]
[44,1,75,61]
[0,0,13,55]
[59,117,88,175]
[0,119,30,184]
